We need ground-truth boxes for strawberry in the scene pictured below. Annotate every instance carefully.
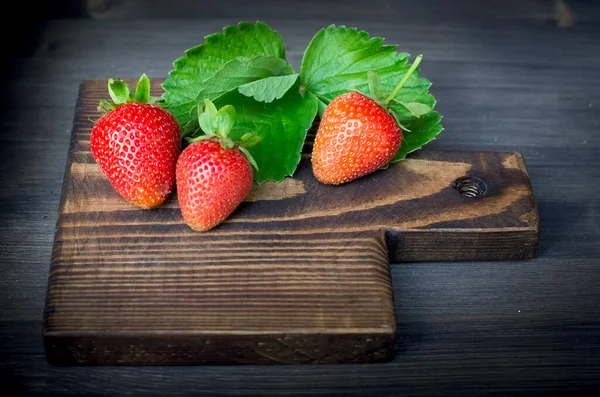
[312,91,401,184]
[176,100,259,231]
[312,55,428,185]
[91,75,181,208]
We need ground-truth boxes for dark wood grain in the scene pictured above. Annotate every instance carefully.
[44,80,538,365]
[2,0,600,393]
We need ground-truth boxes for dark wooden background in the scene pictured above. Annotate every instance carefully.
[1,0,599,395]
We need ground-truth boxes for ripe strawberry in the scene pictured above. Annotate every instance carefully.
[312,55,429,185]
[176,100,259,231]
[312,91,401,184]
[90,75,181,208]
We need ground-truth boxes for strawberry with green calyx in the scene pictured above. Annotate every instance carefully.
[176,99,259,232]
[97,73,162,113]
[91,74,181,208]
[311,55,431,185]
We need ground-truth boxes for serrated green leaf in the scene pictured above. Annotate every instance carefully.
[205,82,318,183]
[238,73,299,103]
[389,102,444,162]
[135,73,150,103]
[300,25,442,158]
[394,101,432,118]
[108,79,131,104]
[162,21,286,116]
[300,26,408,114]
[198,57,293,102]
[166,55,294,124]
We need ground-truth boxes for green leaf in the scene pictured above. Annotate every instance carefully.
[389,102,444,162]
[198,57,293,102]
[108,79,131,104]
[393,101,432,118]
[162,21,287,123]
[300,25,442,159]
[238,73,299,103]
[166,55,294,124]
[135,73,150,103]
[200,81,318,183]
[300,26,408,114]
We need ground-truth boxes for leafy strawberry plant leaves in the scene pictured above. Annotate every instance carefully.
[300,25,443,162]
[162,22,319,183]
[162,22,293,125]
[166,55,295,125]
[161,22,443,184]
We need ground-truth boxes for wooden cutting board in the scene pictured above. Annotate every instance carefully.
[44,80,539,365]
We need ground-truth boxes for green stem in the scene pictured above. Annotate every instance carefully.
[384,54,423,105]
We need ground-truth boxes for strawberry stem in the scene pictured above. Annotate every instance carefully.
[384,54,423,106]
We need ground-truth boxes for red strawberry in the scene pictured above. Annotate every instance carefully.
[177,140,253,231]
[176,100,259,231]
[312,55,428,185]
[91,75,180,208]
[312,91,401,184]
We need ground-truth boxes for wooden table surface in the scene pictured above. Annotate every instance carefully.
[1,0,599,395]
